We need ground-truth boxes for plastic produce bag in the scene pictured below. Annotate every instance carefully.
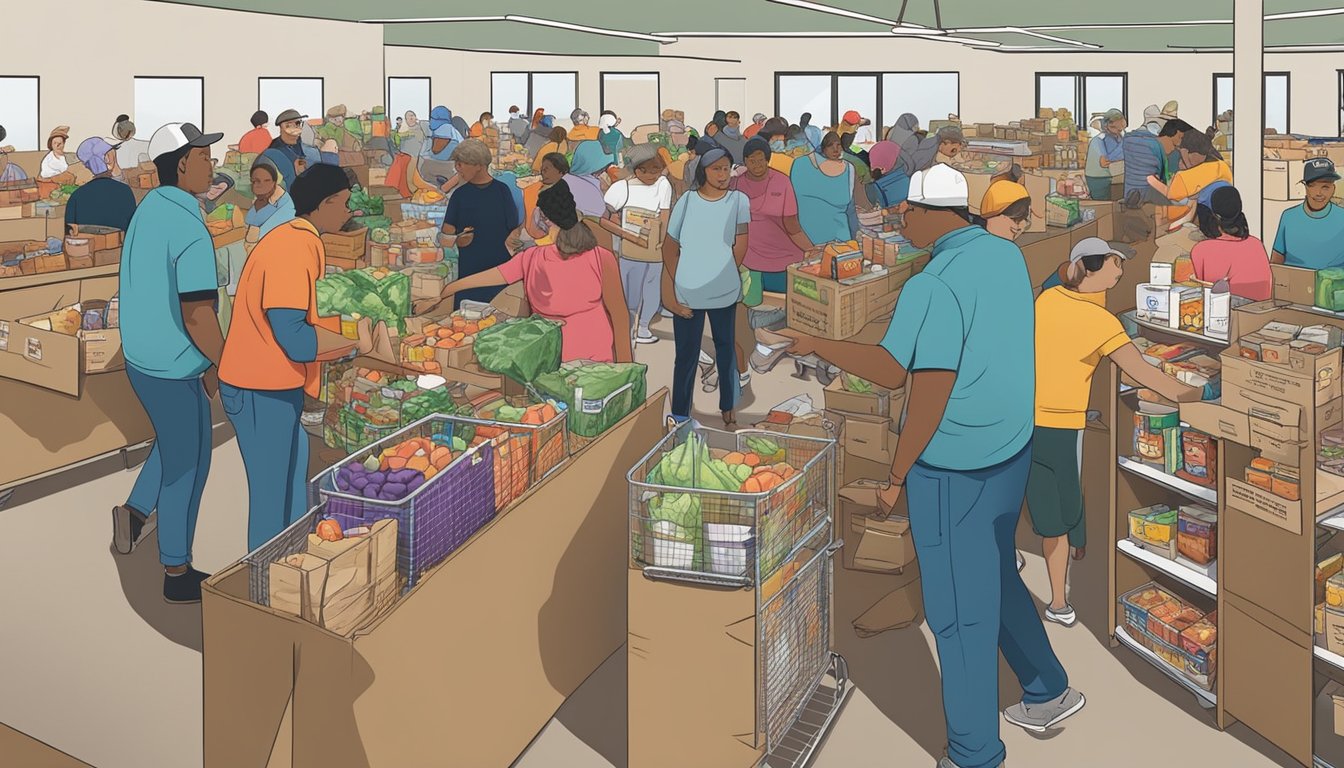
[1318,268,1344,312]
[473,317,563,384]
[533,361,648,437]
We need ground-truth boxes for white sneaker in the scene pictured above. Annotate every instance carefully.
[1045,604,1077,627]
[1016,550,1025,572]
[738,372,751,389]
[635,329,657,344]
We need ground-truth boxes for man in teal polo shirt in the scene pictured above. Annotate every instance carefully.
[783,164,1084,768]
[1272,157,1344,270]
[113,122,226,605]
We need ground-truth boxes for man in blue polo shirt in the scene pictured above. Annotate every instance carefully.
[783,164,1083,768]
[1272,157,1344,270]
[113,122,226,605]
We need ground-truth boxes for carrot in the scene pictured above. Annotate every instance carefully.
[406,455,430,473]
[724,451,746,465]
[741,476,764,493]
[757,471,785,491]
[464,322,479,335]
[540,403,558,422]
[437,328,454,339]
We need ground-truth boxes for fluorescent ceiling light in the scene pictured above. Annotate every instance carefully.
[659,31,909,37]
[362,14,677,43]
[1265,8,1344,21]
[947,26,1100,48]
[765,0,896,27]
[925,35,1002,46]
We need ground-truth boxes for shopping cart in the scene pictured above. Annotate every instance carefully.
[627,423,849,762]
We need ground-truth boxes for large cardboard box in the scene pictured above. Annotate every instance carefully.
[0,274,123,395]
[1226,476,1302,534]
[203,391,668,768]
[1221,344,1342,410]
[1264,159,1307,202]
[1180,401,1252,445]
[1272,265,1316,306]
[843,412,896,464]
[823,377,903,419]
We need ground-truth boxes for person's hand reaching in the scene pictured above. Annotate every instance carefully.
[776,328,817,357]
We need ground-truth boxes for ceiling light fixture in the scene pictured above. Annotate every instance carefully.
[948,26,1100,48]
[764,0,897,27]
[362,14,677,43]
[1264,8,1344,21]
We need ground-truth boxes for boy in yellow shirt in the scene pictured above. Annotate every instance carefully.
[1030,238,1204,627]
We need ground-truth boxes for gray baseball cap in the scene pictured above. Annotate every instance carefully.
[1070,237,1133,263]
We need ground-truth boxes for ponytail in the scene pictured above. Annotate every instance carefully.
[1058,260,1088,289]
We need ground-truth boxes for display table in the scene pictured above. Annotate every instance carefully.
[202,390,668,768]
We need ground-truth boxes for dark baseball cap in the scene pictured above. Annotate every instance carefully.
[275,109,308,126]
[1304,157,1341,184]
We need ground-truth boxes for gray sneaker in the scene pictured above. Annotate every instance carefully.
[1003,688,1086,733]
[937,758,962,768]
[1045,603,1077,627]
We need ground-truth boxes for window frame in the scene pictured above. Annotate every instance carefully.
[133,75,206,131]
[775,71,961,134]
[0,75,40,152]
[257,76,325,122]
[490,71,579,117]
[1034,72,1129,126]
[1213,72,1292,134]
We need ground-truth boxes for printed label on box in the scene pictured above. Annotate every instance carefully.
[24,337,41,362]
[1226,477,1302,534]
[0,320,8,352]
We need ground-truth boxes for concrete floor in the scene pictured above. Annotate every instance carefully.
[0,315,1299,768]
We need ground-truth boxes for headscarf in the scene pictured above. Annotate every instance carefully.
[693,146,732,189]
[429,106,452,132]
[868,141,901,174]
[532,109,546,129]
[599,113,618,133]
[887,113,919,145]
[742,137,772,163]
[713,111,729,131]
[905,136,941,175]
[569,140,616,176]
[77,137,117,176]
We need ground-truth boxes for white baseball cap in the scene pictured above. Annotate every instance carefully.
[907,163,969,208]
[147,122,224,162]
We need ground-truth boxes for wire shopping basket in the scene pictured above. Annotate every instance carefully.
[626,424,836,589]
[312,414,497,589]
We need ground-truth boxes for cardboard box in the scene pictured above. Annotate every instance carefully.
[204,392,667,768]
[1264,159,1306,202]
[93,247,121,267]
[64,224,122,254]
[786,262,905,340]
[843,412,895,464]
[1327,607,1344,656]
[322,228,368,261]
[1271,265,1316,306]
[490,280,529,318]
[1226,477,1302,534]
[0,274,124,395]
[839,479,915,574]
[410,272,444,302]
[1222,343,1342,409]
[0,203,35,221]
[823,377,902,419]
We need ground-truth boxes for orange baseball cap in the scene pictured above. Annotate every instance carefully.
[842,110,870,127]
[980,180,1031,218]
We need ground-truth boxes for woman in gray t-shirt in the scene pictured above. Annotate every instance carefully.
[662,146,751,428]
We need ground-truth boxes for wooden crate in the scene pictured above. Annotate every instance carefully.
[786,261,906,340]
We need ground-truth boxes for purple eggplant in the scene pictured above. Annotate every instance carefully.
[407,475,426,492]
[383,482,407,498]
[367,471,387,485]
[363,484,381,499]
[351,474,370,491]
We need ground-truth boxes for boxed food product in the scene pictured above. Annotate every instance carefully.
[1179,291,1205,334]
[1175,430,1217,487]
[1163,354,1221,387]
[1300,324,1344,349]
[1177,505,1217,564]
[823,374,902,418]
[1328,572,1344,610]
[1128,504,1178,558]
[1141,341,1202,367]
[1259,320,1303,342]
[1319,554,1344,603]
[1319,602,1328,636]
[1247,457,1277,491]
[1179,616,1217,676]
[1328,607,1344,656]
[1147,600,1201,646]
[1272,464,1301,501]
[1122,583,1178,633]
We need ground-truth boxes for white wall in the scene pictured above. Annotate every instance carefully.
[8,0,383,159]
[392,38,1341,140]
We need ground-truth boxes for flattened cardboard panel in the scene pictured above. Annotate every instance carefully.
[1222,600,1313,767]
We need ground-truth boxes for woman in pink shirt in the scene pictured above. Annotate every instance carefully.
[1191,184,1272,301]
[413,181,633,363]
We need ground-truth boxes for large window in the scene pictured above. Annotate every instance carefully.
[1214,73,1291,135]
[880,73,959,136]
[777,72,959,138]
[600,73,660,130]
[258,77,323,126]
[135,76,204,134]
[1035,73,1127,128]
[492,72,578,123]
[388,77,430,124]
[0,77,39,151]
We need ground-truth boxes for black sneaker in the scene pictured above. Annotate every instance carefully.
[163,567,211,605]
[112,505,149,555]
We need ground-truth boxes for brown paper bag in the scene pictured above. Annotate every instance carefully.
[268,553,329,623]
[852,578,924,638]
[307,533,374,636]
[367,519,400,611]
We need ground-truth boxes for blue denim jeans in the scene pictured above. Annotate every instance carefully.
[671,306,736,417]
[220,384,308,552]
[906,444,1069,768]
[124,366,212,567]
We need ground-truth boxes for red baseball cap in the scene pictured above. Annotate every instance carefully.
[842,110,871,127]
